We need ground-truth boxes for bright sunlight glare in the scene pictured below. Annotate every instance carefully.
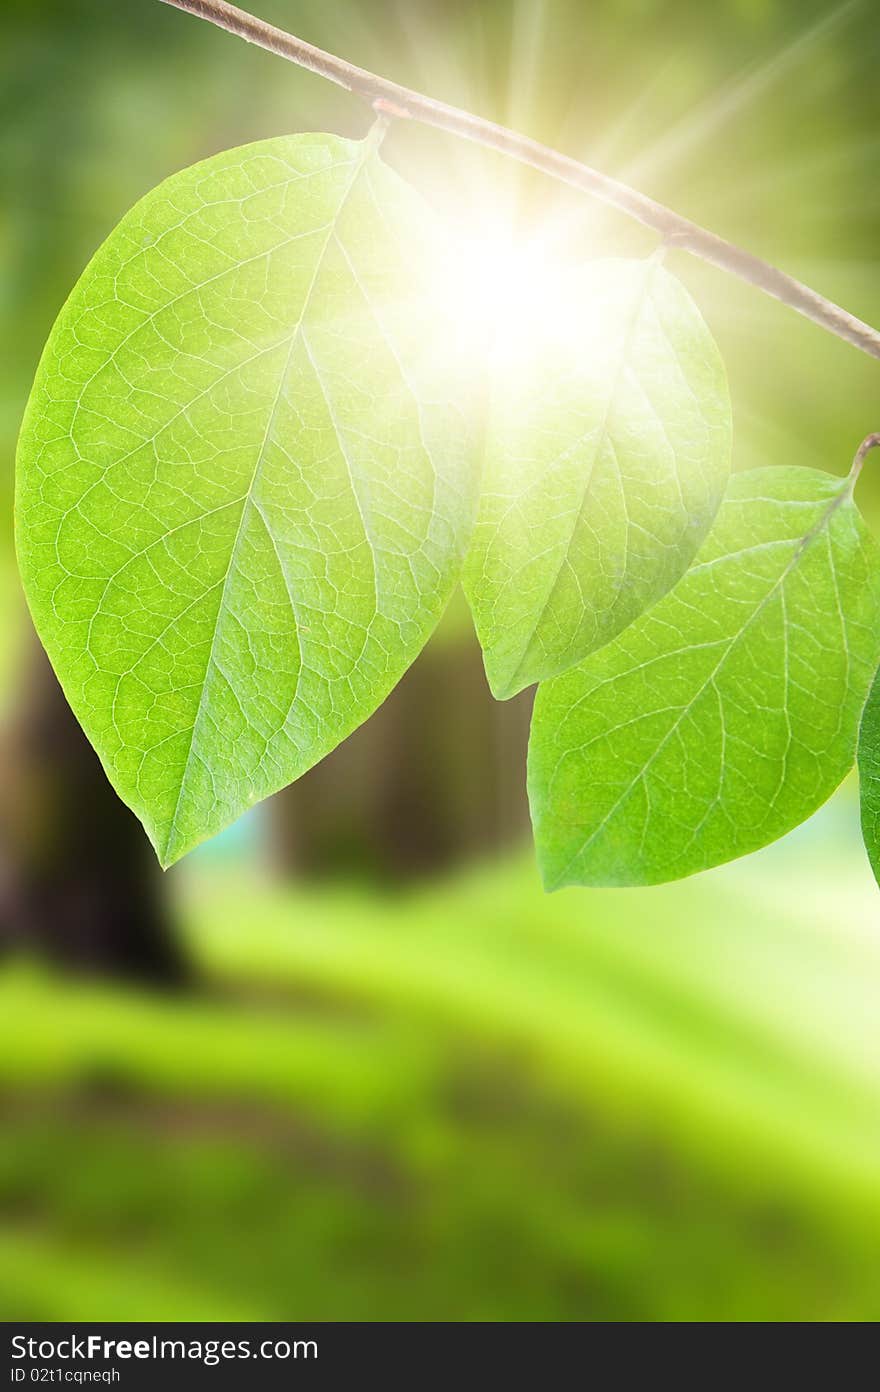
[436,212,586,371]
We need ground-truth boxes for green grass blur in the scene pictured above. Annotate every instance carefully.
[4,805,880,1321]
[3,0,880,1322]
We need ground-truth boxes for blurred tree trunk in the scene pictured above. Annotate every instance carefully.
[0,639,185,985]
[269,634,533,882]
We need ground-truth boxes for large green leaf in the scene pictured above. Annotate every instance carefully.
[463,257,731,699]
[16,131,477,866]
[529,466,880,889]
[857,666,880,885]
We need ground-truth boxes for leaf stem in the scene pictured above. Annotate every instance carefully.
[159,0,880,363]
[850,432,880,484]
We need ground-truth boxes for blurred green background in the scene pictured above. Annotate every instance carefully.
[2,0,880,1321]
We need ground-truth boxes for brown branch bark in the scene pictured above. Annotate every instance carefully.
[159,0,880,363]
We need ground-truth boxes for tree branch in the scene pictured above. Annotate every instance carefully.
[159,0,880,363]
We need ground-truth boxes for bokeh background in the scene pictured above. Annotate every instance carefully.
[2,0,880,1321]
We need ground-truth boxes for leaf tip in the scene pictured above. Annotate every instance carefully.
[484,654,534,702]
[488,675,524,702]
[154,824,189,872]
[535,846,570,894]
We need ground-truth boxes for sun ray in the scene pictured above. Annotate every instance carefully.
[619,0,862,188]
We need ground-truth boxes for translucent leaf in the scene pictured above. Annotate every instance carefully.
[463,257,731,698]
[16,132,477,866]
[530,467,880,888]
[857,665,880,885]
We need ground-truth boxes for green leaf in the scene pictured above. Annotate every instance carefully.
[16,131,477,866]
[529,466,880,889]
[463,257,731,699]
[857,665,880,885]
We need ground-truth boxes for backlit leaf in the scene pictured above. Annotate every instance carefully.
[463,257,731,698]
[857,665,880,886]
[16,131,477,866]
[530,466,880,888]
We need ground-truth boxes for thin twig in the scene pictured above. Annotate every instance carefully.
[851,432,880,482]
[159,0,880,362]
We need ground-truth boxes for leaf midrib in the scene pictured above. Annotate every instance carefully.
[500,256,662,696]
[160,142,375,865]
[547,477,854,887]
